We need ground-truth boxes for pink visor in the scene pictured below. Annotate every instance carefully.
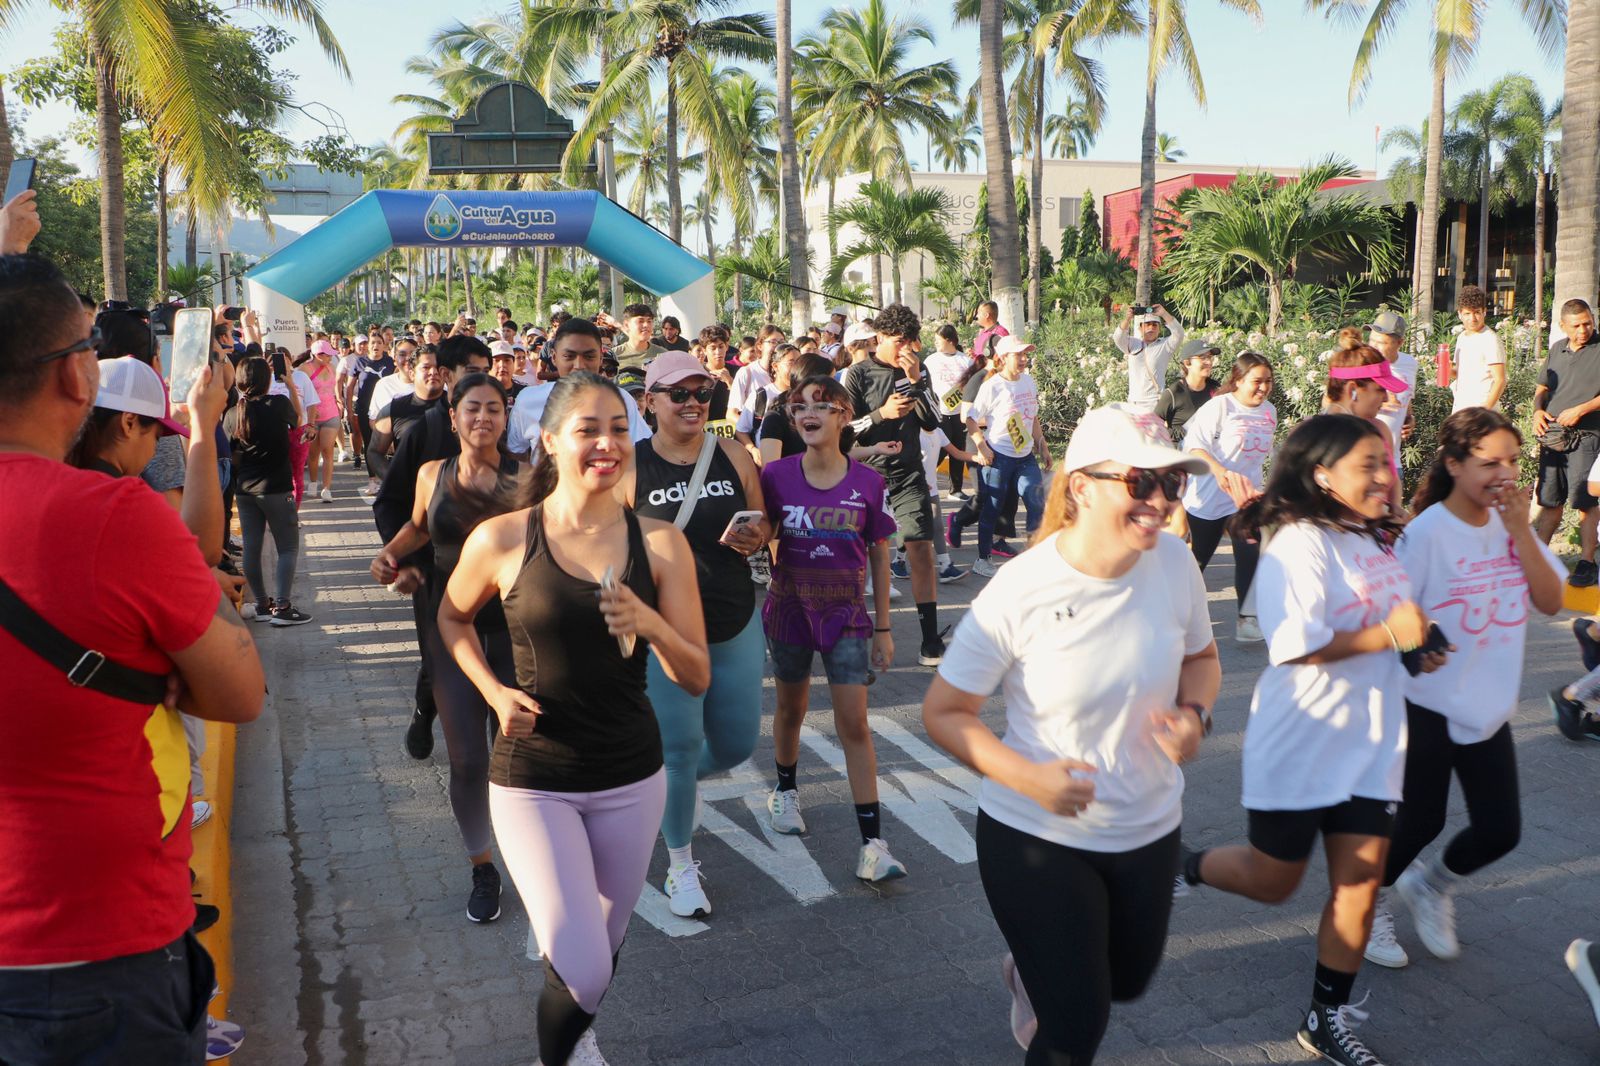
[1329,362,1409,394]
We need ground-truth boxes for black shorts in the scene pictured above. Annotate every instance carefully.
[885,470,934,542]
[1246,797,1398,863]
[1537,434,1600,510]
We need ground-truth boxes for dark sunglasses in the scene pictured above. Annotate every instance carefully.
[650,385,715,405]
[36,326,103,365]
[1082,468,1187,502]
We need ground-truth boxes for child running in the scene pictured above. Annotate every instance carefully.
[762,373,906,881]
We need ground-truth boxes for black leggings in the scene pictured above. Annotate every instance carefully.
[1188,514,1258,609]
[940,414,969,496]
[1383,701,1521,886]
[977,812,1179,1065]
[422,606,513,857]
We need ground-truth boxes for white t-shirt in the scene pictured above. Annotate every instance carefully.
[268,370,319,425]
[924,350,973,419]
[1180,394,1278,521]
[506,378,651,456]
[970,373,1041,459]
[337,353,360,380]
[728,362,772,421]
[738,383,782,436]
[1113,323,1187,412]
[1398,505,1562,743]
[367,373,414,420]
[920,427,952,492]
[1373,351,1418,445]
[937,534,1214,852]
[1452,330,1505,412]
[1245,523,1411,810]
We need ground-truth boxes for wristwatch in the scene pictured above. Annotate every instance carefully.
[1179,700,1213,736]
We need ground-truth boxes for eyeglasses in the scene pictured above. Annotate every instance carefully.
[786,402,847,418]
[651,385,714,404]
[1082,468,1187,502]
[36,327,102,365]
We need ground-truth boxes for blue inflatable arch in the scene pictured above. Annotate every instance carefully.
[243,189,715,350]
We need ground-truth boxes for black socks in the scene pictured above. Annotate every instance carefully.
[855,802,881,844]
[1312,962,1357,1009]
[917,601,938,645]
[775,760,798,793]
[1182,848,1206,887]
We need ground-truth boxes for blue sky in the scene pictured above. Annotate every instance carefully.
[3,1,1569,199]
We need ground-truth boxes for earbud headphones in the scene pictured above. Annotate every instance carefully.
[1315,474,1330,489]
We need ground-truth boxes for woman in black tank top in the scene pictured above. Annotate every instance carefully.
[436,372,708,1066]
[370,374,524,924]
[626,356,772,920]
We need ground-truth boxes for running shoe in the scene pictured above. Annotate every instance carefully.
[336,447,350,463]
[467,862,502,923]
[990,539,1018,559]
[1236,616,1265,643]
[1171,875,1191,900]
[270,604,313,627]
[248,599,275,623]
[405,707,435,760]
[1573,559,1599,588]
[569,1030,609,1066]
[867,579,901,601]
[855,837,907,882]
[1363,896,1409,969]
[1566,939,1600,1029]
[748,553,771,586]
[664,860,711,919]
[1297,996,1386,1066]
[918,634,946,668]
[191,799,213,831]
[767,787,806,835]
[937,561,967,583]
[1577,619,1600,672]
[205,1015,246,1060]
[192,902,220,934]
[1395,863,1458,960]
[1000,953,1038,1050]
[1552,687,1588,741]
[946,512,964,549]
[972,558,1000,579]
[319,486,334,503]
[890,555,910,580]
[223,537,242,556]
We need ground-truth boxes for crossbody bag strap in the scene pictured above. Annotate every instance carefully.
[0,576,168,704]
[673,434,719,530]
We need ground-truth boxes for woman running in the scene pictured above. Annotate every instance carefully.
[1180,350,1276,642]
[923,404,1217,1065]
[371,373,526,924]
[1181,414,1442,1066]
[762,373,906,881]
[438,372,707,1066]
[1363,409,1562,970]
[623,352,769,919]
[924,324,975,499]
[968,337,1051,578]
[305,340,343,502]
[1322,337,1409,516]
[225,356,310,626]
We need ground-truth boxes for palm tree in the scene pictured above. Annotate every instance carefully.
[1045,98,1097,158]
[933,117,984,172]
[1498,76,1561,349]
[825,181,961,304]
[613,100,675,215]
[1309,0,1565,334]
[718,231,805,322]
[1155,131,1185,161]
[1380,119,1475,287]
[1450,77,1522,290]
[684,188,718,260]
[776,0,811,335]
[977,0,1023,330]
[1555,0,1598,313]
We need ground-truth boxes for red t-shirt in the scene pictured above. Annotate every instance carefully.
[0,454,221,965]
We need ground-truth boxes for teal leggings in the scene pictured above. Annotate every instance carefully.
[646,611,766,849]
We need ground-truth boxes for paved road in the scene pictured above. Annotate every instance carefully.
[231,467,1600,1065]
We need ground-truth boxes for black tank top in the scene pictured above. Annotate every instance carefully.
[492,506,663,791]
[425,454,521,631]
[632,438,755,643]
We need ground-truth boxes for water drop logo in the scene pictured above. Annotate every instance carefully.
[424,194,461,241]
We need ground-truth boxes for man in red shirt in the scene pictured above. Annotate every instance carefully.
[0,254,266,1064]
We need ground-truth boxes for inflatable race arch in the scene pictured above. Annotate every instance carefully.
[243,189,715,351]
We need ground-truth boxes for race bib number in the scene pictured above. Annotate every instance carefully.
[1005,413,1029,453]
[940,386,964,414]
[704,418,736,439]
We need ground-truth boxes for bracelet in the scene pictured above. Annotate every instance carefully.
[1178,700,1213,737]
[1378,619,1401,651]
[874,627,891,632]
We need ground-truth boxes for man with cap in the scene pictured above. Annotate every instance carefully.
[506,317,652,460]
[820,320,844,365]
[488,340,526,401]
[1367,309,1417,449]
[617,366,650,419]
[1155,338,1221,441]
[1113,303,1186,413]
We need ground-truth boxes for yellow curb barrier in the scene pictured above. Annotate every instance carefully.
[192,721,237,1021]
[1564,580,1598,616]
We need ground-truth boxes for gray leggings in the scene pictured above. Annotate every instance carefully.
[236,491,300,603]
[423,617,514,856]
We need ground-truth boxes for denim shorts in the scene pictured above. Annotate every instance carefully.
[767,635,871,686]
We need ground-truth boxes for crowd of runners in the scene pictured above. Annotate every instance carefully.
[5,178,1600,1066]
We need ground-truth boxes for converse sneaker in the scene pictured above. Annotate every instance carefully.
[664,860,711,919]
[972,557,1000,579]
[767,787,806,835]
[855,837,907,882]
[1565,939,1600,1029]
[1000,953,1038,1050]
[191,799,214,831]
[1235,615,1265,643]
[467,862,502,923]
[1395,863,1459,960]
[1297,997,1386,1066]
[1363,895,1409,969]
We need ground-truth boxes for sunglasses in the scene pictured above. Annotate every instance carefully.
[36,326,103,365]
[651,385,714,404]
[1082,468,1187,502]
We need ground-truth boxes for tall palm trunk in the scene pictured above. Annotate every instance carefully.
[459,247,475,317]
[92,38,128,300]
[0,83,15,189]
[406,248,415,316]
[184,201,197,268]
[1476,136,1491,290]
[1135,43,1157,305]
[1532,164,1548,352]
[156,161,169,298]
[1416,59,1447,331]
[777,0,811,336]
[732,233,745,317]
[665,66,684,245]
[1028,57,1045,325]
[978,0,1022,330]
[446,251,454,312]
[535,246,549,323]
[891,255,903,305]
[870,254,882,307]
[826,177,838,261]
[603,135,624,314]
[1555,0,1600,313]
[703,214,716,264]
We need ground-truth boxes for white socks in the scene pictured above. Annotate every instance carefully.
[668,845,694,870]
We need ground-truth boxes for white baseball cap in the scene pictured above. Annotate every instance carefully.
[843,322,877,346]
[828,306,848,318]
[489,340,515,358]
[993,336,1036,356]
[1061,403,1207,476]
[95,356,189,437]
[1135,313,1162,326]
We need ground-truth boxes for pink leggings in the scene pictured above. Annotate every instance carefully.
[289,435,310,507]
[489,769,665,1057]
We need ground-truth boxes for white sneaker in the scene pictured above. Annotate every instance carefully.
[855,837,907,882]
[1566,939,1600,1029]
[972,558,1000,578]
[1000,953,1038,1050]
[335,447,350,463]
[1235,616,1264,643]
[664,860,711,918]
[1364,895,1409,968]
[748,553,771,585]
[767,788,806,835]
[866,579,902,601]
[568,1029,609,1066]
[319,486,334,503]
[248,600,275,623]
[1396,862,1459,959]
[1171,875,1191,900]
[191,799,213,831]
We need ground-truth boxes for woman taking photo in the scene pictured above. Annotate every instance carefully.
[1180,351,1277,642]
[621,351,769,919]
[226,356,311,626]
[924,403,1217,1065]
[1181,414,1443,1066]
[438,372,708,1066]
[371,373,526,925]
[1364,409,1562,970]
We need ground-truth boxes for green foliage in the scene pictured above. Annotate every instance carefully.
[1077,189,1101,255]
[19,136,157,302]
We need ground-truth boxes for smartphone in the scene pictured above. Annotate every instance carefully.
[221,306,244,322]
[167,307,215,401]
[1131,305,1150,315]
[1400,622,1451,677]
[4,159,35,204]
[720,509,764,543]
[600,565,636,659]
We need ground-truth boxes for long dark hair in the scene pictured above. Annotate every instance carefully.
[786,373,857,454]
[1221,350,1274,395]
[67,408,158,470]
[1410,408,1521,514]
[781,353,836,406]
[1233,414,1402,546]
[232,357,273,443]
[444,372,521,526]
[524,371,630,507]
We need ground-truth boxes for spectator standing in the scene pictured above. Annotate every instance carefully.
[1450,285,1506,413]
[1112,304,1186,414]
[225,357,312,626]
[971,300,1010,362]
[1367,310,1418,450]
[657,315,692,352]
[1155,339,1220,442]
[1533,299,1600,587]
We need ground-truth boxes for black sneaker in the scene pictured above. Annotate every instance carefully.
[1552,686,1588,741]
[1573,560,1599,588]
[1297,1000,1386,1066]
[918,629,948,668]
[946,512,963,549]
[270,604,313,627]
[467,862,502,923]
[1575,619,1600,672]
[192,902,220,934]
[404,707,435,760]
